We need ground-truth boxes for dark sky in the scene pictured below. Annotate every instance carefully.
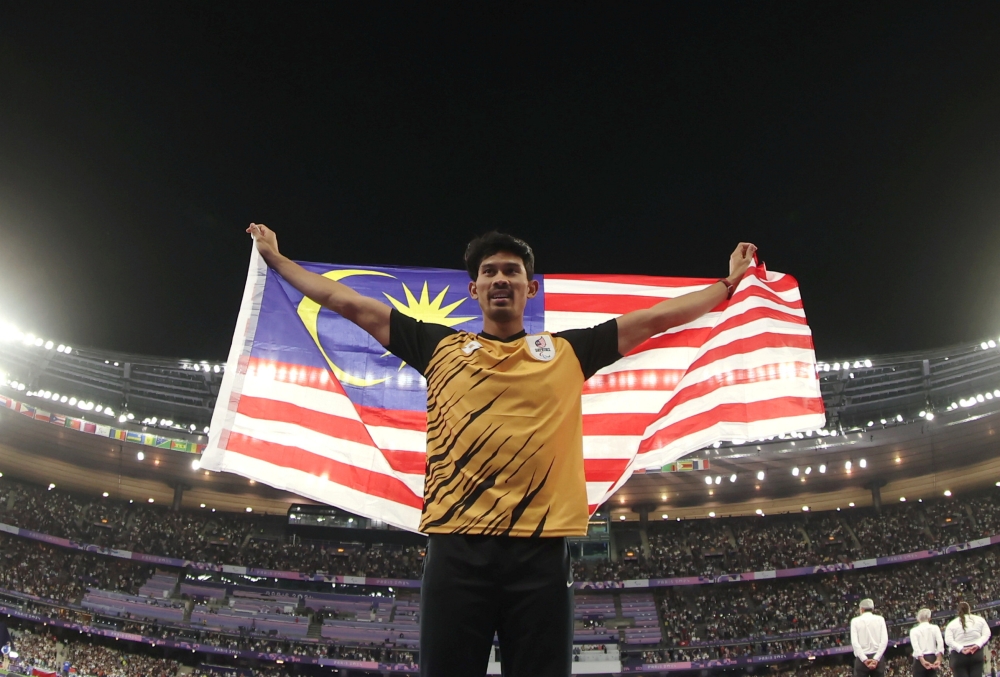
[1,3,999,361]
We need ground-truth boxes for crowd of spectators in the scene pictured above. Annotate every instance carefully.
[648,544,1000,662]
[5,475,1000,582]
[6,626,180,677]
[0,533,154,602]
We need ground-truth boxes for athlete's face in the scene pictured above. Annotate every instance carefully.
[469,251,539,325]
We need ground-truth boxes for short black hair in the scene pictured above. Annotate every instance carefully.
[464,231,535,281]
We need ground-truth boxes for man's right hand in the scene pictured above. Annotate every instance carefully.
[247,223,280,262]
[865,659,878,669]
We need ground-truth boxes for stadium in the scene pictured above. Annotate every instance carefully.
[3,5,1000,677]
[2,320,1000,677]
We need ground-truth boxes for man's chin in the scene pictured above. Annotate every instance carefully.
[484,307,520,323]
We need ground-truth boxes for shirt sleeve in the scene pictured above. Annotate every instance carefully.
[946,621,961,653]
[977,617,992,648]
[910,627,921,657]
[934,626,944,655]
[851,618,866,661]
[386,309,458,376]
[874,617,888,661]
[554,319,623,380]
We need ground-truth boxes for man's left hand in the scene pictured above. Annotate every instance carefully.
[728,243,757,286]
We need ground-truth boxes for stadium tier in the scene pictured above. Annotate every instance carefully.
[4,334,1000,675]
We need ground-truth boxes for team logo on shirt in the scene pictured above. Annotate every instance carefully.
[526,334,556,361]
[462,340,483,355]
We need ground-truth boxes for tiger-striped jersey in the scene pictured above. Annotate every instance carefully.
[387,309,621,537]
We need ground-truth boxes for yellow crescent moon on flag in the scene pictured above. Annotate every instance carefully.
[296,269,395,387]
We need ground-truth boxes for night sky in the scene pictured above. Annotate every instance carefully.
[1,3,999,361]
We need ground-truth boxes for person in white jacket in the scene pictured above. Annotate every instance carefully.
[910,608,944,677]
[945,602,992,677]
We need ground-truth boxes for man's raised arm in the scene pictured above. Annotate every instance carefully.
[247,223,391,346]
[615,242,757,355]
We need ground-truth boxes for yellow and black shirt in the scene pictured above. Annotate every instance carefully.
[388,309,622,537]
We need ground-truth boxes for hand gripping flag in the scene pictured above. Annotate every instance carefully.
[201,248,825,531]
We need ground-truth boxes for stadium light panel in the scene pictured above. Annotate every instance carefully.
[819,464,826,473]
[845,460,852,471]
[192,460,200,470]
[944,490,952,497]
[44,340,53,350]
[705,476,713,485]
[661,514,668,519]
[755,509,763,515]
[756,470,765,481]
[714,475,721,484]
[849,502,855,507]
[805,466,812,474]
[982,342,989,350]
[864,359,872,367]
[730,474,737,483]
[148,498,154,503]
[990,340,997,348]
[102,492,108,497]
[137,451,144,461]
[47,483,55,490]
[64,346,71,354]
[859,459,867,468]
[880,418,886,424]
[791,467,799,476]
[926,412,935,420]
[802,506,809,511]
[708,512,716,518]
[900,497,906,501]
[247,507,254,513]
[200,503,206,508]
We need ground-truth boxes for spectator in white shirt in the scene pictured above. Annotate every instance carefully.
[945,602,991,677]
[851,598,889,677]
[910,608,944,677]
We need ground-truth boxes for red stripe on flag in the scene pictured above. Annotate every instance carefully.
[546,282,802,315]
[357,405,427,432]
[225,432,424,509]
[583,413,657,436]
[584,369,685,394]
[626,308,809,355]
[380,448,427,475]
[644,358,817,424]
[245,358,347,393]
[637,396,826,453]
[237,396,375,447]
[546,273,719,287]
[583,458,631,482]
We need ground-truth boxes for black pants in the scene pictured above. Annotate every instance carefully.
[951,649,985,677]
[419,534,574,677]
[913,654,940,677]
[855,657,887,677]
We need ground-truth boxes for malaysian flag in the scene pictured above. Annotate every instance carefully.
[202,248,825,531]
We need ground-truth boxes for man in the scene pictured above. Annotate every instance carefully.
[910,608,944,677]
[246,223,756,677]
[852,598,889,677]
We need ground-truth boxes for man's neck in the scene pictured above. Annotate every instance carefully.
[481,318,525,340]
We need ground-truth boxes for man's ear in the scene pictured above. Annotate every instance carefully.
[527,279,539,298]
[469,280,479,299]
